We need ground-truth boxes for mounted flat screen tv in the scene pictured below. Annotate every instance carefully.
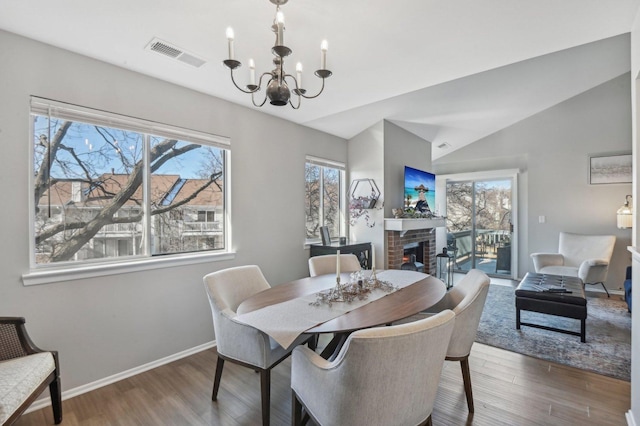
[404,166,435,214]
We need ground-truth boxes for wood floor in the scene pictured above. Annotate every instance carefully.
[15,342,630,426]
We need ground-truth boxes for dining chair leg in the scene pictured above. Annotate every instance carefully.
[49,375,62,424]
[292,391,302,426]
[460,356,474,413]
[212,357,225,401]
[260,369,271,426]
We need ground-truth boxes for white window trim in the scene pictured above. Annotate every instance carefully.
[30,97,230,149]
[305,155,346,171]
[22,250,236,286]
[304,156,347,245]
[435,168,519,280]
[26,97,232,284]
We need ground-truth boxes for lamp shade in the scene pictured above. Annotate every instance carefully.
[617,195,633,229]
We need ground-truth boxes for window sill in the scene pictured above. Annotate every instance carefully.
[22,251,236,286]
[304,240,321,249]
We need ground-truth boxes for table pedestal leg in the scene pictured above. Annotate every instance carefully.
[319,333,350,360]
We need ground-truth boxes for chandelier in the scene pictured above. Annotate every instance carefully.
[223,0,332,109]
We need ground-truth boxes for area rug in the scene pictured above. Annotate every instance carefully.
[476,284,631,381]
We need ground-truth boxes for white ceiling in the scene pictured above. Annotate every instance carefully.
[1,0,638,158]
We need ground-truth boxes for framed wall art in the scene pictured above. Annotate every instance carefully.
[589,153,632,185]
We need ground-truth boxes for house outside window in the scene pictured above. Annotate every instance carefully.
[30,97,230,269]
[197,210,215,223]
[305,156,346,243]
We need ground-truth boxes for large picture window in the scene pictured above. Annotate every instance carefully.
[305,156,345,243]
[31,98,229,268]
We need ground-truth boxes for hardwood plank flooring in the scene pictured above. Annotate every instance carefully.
[15,342,629,426]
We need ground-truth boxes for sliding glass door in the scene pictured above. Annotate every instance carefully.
[446,177,514,278]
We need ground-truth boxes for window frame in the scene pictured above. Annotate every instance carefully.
[304,155,346,245]
[23,97,233,285]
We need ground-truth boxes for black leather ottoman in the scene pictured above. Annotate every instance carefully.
[515,273,587,342]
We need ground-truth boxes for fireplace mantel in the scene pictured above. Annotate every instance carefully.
[384,218,446,237]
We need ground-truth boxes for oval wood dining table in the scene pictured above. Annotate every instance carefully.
[237,270,447,359]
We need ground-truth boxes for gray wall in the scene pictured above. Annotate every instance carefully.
[433,73,633,292]
[347,121,385,267]
[0,30,345,391]
[347,120,432,269]
[383,121,433,217]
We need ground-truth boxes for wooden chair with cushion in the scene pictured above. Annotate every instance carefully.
[308,254,361,277]
[291,310,456,426]
[203,265,310,426]
[0,317,62,425]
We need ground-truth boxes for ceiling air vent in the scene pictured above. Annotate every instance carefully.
[437,142,451,149]
[145,38,206,68]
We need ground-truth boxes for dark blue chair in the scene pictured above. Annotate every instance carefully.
[624,266,632,312]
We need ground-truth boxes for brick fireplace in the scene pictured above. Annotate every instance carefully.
[384,218,445,275]
[386,229,437,274]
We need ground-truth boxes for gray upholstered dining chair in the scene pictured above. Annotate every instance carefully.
[308,253,361,277]
[291,310,456,426]
[308,253,362,350]
[421,268,490,413]
[203,265,310,426]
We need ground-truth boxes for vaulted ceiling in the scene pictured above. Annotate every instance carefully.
[1,0,637,158]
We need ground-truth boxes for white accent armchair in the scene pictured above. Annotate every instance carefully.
[308,253,361,277]
[291,310,456,426]
[203,265,310,426]
[530,232,616,296]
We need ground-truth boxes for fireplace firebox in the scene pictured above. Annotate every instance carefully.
[386,229,436,274]
[401,242,424,272]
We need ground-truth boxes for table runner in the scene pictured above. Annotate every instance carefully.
[233,270,428,349]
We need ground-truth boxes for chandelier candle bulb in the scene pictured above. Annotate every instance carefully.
[320,40,329,70]
[296,62,303,88]
[320,40,328,69]
[249,59,256,85]
[226,27,235,60]
[276,10,285,46]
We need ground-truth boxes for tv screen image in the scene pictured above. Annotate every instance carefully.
[404,166,435,214]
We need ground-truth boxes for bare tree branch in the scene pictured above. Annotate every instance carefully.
[152,172,223,215]
[48,138,184,261]
[34,121,72,208]
[34,119,227,263]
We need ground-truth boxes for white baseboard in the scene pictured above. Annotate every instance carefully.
[627,410,636,426]
[25,340,217,414]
